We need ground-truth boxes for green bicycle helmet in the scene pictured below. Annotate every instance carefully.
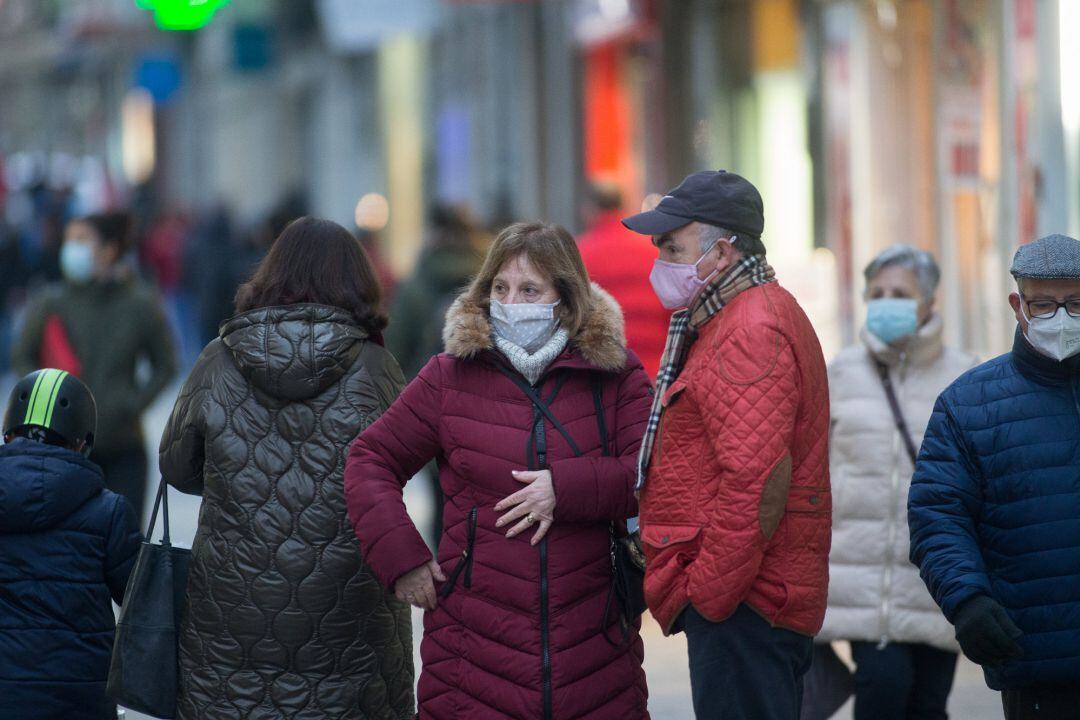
[3,369,97,457]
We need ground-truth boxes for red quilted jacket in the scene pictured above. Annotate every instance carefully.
[345,286,652,719]
[639,282,831,637]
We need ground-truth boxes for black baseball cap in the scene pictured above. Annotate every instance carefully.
[622,170,765,240]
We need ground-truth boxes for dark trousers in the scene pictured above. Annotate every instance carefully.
[684,603,813,719]
[1002,685,1080,719]
[94,446,149,527]
[849,641,958,720]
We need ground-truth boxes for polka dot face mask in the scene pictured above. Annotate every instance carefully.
[489,298,561,353]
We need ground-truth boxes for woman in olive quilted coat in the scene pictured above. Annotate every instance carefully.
[159,217,414,719]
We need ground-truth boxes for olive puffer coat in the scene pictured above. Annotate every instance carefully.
[345,286,652,720]
[159,304,414,720]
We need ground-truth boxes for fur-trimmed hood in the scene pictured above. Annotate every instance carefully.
[442,282,628,372]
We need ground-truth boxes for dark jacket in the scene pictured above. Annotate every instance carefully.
[12,277,176,455]
[345,286,652,720]
[159,304,414,720]
[0,439,141,720]
[909,329,1080,690]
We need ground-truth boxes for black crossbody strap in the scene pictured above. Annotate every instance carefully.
[496,365,581,457]
[146,476,172,545]
[874,359,919,465]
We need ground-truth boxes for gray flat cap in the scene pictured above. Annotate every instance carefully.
[1010,234,1080,279]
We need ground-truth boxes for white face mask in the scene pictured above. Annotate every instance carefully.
[1021,304,1080,361]
[490,298,561,353]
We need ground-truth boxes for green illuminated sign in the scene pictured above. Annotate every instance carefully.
[136,0,232,31]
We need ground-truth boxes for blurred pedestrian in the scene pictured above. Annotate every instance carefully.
[909,234,1080,720]
[818,245,976,720]
[626,170,831,720]
[11,211,176,523]
[578,181,669,379]
[386,204,481,545]
[159,217,414,719]
[0,370,141,720]
[345,222,652,719]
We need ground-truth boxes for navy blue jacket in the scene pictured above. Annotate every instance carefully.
[0,439,141,720]
[909,329,1080,690]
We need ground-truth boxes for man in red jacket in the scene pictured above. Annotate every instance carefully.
[624,170,831,719]
[578,182,669,379]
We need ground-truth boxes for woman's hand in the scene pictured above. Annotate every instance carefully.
[494,469,556,545]
[393,560,447,611]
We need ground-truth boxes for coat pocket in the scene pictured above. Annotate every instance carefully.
[439,506,478,599]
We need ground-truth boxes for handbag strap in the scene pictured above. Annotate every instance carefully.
[145,476,172,546]
[874,359,918,465]
[495,365,581,458]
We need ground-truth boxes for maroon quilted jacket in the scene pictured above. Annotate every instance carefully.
[345,285,652,720]
[639,282,831,637]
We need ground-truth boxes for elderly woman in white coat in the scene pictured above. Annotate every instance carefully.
[819,246,977,720]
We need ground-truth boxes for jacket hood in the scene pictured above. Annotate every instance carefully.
[220,304,369,401]
[442,282,628,372]
[0,438,104,532]
[861,312,946,367]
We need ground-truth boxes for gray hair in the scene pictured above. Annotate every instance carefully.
[698,224,767,257]
[863,245,940,300]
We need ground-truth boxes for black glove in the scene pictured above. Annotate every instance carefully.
[954,595,1024,665]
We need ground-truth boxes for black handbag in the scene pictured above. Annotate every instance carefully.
[591,377,646,644]
[107,477,192,719]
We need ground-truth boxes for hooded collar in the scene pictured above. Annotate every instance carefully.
[1011,325,1080,385]
[219,303,369,401]
[442,283,628,373]
[861,312,945,368]
[0,439,104,532]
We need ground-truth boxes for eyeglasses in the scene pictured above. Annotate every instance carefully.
[1022,294,1080,319]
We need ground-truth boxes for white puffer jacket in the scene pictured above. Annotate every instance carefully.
[819,314,976,651]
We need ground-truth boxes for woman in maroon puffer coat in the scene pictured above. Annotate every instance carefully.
[345,222,652,719]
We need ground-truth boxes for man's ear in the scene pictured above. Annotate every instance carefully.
[1009,292,1025,326]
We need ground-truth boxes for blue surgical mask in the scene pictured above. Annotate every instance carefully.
[60,242,96,284]
[866,298,919,344]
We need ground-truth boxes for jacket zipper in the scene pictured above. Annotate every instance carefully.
[532,402,553,720]
[439,506,478,599]
[878,354,907,648]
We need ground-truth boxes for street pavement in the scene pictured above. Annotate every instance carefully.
[8,377,997,720]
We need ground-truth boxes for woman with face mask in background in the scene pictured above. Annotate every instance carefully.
[811,245,978,720]
[11,211,176,525]
[344,222,653,719]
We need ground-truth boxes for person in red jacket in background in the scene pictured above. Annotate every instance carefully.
[578,182,669,380]
[625,171,831,720]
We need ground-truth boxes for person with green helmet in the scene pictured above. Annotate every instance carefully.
[0,368,142,720]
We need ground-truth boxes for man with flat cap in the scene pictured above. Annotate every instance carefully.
[909,234,1080,719]
[624,170,831,718]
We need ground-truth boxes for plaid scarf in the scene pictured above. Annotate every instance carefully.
[635,254,776,490]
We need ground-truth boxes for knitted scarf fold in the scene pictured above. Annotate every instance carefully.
[493,328,570,385]
[635,255,776,490]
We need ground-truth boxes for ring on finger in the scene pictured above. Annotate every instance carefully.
[527,512,536,525]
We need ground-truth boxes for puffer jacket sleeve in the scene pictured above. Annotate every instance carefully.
[105,495,143,604]
[548,363,651,523]
[688,323,800,614]
[345,356,442,591]
[159,341,223,495]
[908,392,992,622]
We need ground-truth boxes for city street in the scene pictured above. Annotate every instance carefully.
[114,382,1001,720]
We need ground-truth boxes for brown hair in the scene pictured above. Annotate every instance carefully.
[463,222,592,337]
[72,211,134,254]
[234,216,388,334]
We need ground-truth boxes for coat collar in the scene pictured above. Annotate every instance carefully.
[442,282,628,373]
[861,313,945,368]
[1011,325,1080,385]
